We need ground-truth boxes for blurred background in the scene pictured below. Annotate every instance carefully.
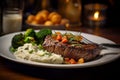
[0,0,120,34]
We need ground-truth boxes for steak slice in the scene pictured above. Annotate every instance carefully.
[42,35,101,61]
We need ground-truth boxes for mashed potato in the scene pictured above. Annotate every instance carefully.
[14,43,64,64]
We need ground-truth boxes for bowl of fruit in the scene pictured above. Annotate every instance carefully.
[26,10,69,30]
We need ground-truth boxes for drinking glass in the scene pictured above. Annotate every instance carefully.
[2,0,24,34]
[3,8,22,34]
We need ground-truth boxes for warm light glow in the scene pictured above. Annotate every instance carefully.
[94,11,99,19]
[66,0,69,3]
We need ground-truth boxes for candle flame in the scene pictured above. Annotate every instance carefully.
[94,11,99,19]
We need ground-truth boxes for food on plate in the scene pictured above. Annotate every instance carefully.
[26,9,69,26]
[10,28,63,64]
[11,33,25,49]
[10,28,101,64]
[14,43,64,64]
[43,34,101,62]
[11,28,52,49]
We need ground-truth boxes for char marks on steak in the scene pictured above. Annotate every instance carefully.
[42,35,101,61]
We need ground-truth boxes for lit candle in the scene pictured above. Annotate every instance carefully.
[94,11,99,20]
[84,4,107,28]
[89,11,105,21]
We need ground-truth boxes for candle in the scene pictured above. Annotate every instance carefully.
[89,11,105,21]
[84,3,107,27]
[94,11,99,20]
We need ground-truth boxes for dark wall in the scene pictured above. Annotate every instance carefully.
[1,0,120,28]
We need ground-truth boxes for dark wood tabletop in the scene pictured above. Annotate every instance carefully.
[0,26,120,80]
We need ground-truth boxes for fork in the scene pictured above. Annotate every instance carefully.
[81,36,120,55]
[81,35,120,49]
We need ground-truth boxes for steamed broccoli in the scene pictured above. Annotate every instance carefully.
[36,28,52,44]
[11,33,25,49]
[24,28,36,38]
[24,36,36,43]
[11,28,52,49]
[24,28,36,43]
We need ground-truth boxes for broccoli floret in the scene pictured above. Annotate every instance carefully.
[24,36,36,43]
[9,46,17,52]
[36,28,52,44]
[11,28,52,49]
[24,28,36,38]
[24,28,37,44]
[11,33,25,49]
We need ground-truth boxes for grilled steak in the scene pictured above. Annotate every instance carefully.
[42,35,101,61]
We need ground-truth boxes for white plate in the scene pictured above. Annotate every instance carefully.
[0,30,120,69]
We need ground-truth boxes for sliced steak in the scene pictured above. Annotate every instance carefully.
[42,35,101,61]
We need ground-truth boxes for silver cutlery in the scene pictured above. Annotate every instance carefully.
[81,36,120,56]
[81,36,120,48]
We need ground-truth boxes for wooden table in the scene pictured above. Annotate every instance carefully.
[0,26,120,80]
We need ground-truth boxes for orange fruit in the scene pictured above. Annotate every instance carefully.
[31,20,39,25]
[51,14,62,24]
[48,12,58,20]
[44,21,53,26]
[35,14,44,24]
[27,15,35,23]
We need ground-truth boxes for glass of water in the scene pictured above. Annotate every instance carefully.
[2,0,24,34]
[2,8,22,34]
